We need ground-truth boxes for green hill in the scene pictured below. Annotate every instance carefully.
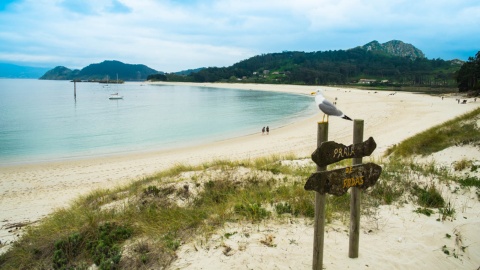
[40,60,160,81]
[168,40,463,87]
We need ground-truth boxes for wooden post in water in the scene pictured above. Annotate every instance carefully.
[74,81,77,99]
[349,119,364,258]
[313,122,328,270]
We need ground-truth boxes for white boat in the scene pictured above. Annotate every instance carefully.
[109,93,123,99]
[109,74,123,99]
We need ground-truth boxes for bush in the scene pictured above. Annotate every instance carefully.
[413,184,445,208]
[234,202,270,221]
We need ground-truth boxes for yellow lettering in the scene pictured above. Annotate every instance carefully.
[345,167,352,174]
[342,176,364,189]
[332,146,358,160]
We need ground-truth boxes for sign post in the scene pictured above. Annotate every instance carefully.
[312,122,328,270]
[350,119,363,258]
[305,119,381,269]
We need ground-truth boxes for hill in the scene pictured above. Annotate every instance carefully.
[40,60,160,81]
[357,40,425,59]
[0,63,51,79]
[168,40,462,87]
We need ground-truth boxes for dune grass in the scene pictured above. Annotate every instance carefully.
[384,107,480,157]
[1,109,480,269]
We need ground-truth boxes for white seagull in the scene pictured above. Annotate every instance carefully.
[311,90,352,122]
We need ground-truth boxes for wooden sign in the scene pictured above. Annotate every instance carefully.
[311,137,377,167]
[304,163,382,196]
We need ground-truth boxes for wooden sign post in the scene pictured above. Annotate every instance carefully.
[312,122,328,270]
[350,119,363,258]
[305,120,381,269]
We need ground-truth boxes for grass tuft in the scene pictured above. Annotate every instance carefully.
[413,184,445,208]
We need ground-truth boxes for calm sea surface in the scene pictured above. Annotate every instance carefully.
[0,79,315,165]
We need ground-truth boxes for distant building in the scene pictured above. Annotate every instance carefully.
[358,79,377,84]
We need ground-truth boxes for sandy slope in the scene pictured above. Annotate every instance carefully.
[0,83,478,261]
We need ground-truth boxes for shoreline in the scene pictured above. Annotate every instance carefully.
[1,82,478,250]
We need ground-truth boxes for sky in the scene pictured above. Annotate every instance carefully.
[0,0,479,72]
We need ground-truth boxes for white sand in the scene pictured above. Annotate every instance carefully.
[1,83,479,266]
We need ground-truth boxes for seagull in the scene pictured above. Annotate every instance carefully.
[311,90,352,122]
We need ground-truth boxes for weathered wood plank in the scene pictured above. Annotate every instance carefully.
[311,137,377,167]
[304,163,382,196]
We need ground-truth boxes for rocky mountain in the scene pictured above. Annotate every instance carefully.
[356,40,425,59]
[40,60,160,81]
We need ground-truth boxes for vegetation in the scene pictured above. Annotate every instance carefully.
[164,47,461,88]
[2,108,480,269]
[146,73,167,81]
[384,107,480,157]
[39,40,477,94]
[456,51,480,92]
[40,60,159,81]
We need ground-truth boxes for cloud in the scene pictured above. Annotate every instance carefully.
[0,0,478,71]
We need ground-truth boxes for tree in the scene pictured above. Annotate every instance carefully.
[147,73,167,81]
[456,51,480,92]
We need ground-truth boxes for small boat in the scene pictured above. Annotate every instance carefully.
[109,93,123,99]
[109,74,123,99]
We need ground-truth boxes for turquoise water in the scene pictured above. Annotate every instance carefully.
[0,79,315,164]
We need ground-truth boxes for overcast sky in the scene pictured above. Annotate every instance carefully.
[0,0,479,72]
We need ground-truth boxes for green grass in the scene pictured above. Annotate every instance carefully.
[412,184,445,208]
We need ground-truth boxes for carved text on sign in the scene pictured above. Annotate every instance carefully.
[311,137,377,167]
[304,163,382,196]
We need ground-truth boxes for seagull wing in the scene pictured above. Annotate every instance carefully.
[318,98,344,117]
[313,91,352,121]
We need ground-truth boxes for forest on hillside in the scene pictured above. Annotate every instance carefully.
[159,48,462,88]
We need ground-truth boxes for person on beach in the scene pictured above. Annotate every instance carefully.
[262,127,265,135]
[266,126,269,135]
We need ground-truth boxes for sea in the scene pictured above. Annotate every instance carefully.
[0,79,316,165]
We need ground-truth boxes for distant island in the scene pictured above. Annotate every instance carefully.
[39,60,159,81]
[0,63,50,79]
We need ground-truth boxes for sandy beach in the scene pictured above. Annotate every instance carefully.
[1,83,479,266]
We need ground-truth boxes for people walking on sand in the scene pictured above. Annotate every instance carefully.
[262,126,265,135]
[266,126,269,135]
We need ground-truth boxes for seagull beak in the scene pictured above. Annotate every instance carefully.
[310,92,317,95]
